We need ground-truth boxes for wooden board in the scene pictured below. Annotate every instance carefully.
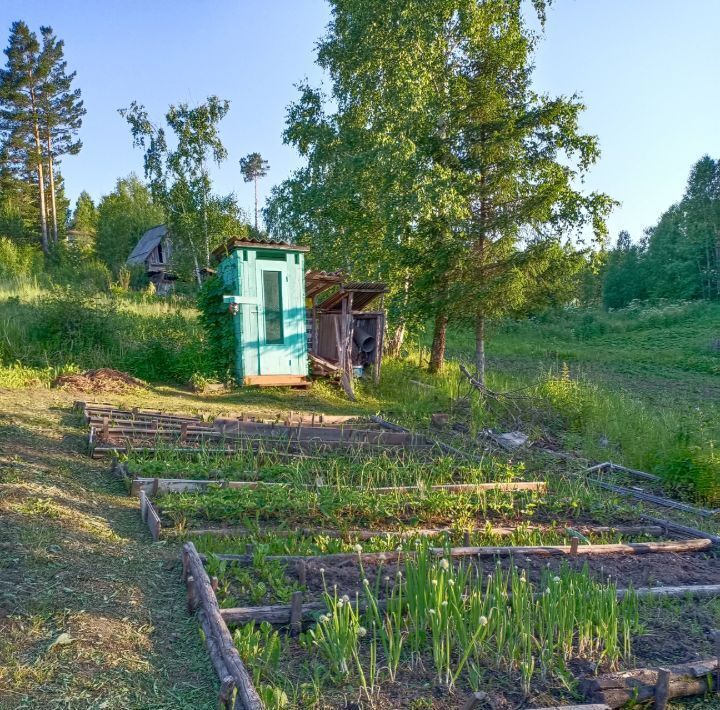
[208,538,712,566]
[219,585,720,628]
[131,477,547,498]
[243,375,310,387]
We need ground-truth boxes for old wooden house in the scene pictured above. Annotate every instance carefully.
[126,224,176,294]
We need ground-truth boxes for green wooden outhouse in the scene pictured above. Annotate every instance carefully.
[214,238,310,386]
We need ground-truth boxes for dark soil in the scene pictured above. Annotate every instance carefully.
[297,549,720,600]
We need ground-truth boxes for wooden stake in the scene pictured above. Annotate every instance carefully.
[713,630,720,695]
[461,691,488,709]
[289,591,303,637]
[187,575,198,613]
[654,668,670,709]
[182,548,189,581]
[570,537,580,556]
[296,560,307,586]
[218,676,235,710]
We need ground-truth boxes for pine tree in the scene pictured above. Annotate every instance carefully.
[0,22,83,252]
[71,190,97,235]
[37,26,85,244]
[0,21,50,251]
[239,152,269,232]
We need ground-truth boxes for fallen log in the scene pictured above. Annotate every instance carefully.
[208,538,711,566]
[183,543,262,710]
[581,658,719,708]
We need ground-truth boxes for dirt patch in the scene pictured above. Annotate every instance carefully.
[299,550,720,600]
[53,368,146,394]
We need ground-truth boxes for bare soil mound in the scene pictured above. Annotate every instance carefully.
[53,368,146,393]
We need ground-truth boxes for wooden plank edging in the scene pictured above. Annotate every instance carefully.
[641,514,720,545]
[129,476,547,497]
[218,584,720,627]
[138,490,161,541]
[588,478,718,518]
[183,543,262,709]
[582,657,719,708]
[207,538,712,566]
[182,523,665,540]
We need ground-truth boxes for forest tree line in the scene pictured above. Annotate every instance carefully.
[602,155,720,309]
[1,6,719,377]
[0,21,264,286]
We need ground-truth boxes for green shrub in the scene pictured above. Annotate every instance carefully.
[0,362,80,388]
[0,237,43,278]
[197,275,236,381]
[43,241,111,291]
[29,289,120,355]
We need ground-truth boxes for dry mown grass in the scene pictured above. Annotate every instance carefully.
[0,388,222,709]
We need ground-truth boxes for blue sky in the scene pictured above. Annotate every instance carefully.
[2,1,719,244]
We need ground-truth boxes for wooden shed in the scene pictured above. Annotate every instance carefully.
[126,224,177,294]
[214,238,310,387]
[306,271,387,388]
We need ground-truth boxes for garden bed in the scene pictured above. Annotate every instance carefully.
[121,415,720,708]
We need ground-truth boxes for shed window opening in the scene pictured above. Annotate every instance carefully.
[262,270,284,344]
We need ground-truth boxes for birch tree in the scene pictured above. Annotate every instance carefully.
[268,0,614,378]
[121,96,232,282]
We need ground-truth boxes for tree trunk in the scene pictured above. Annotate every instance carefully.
[474,313,485,385]
[385,322,405,358]
[46,142,58,243]
[254,176,259,232]
[30,89,49,253]
[428,310,448,373]
[385,268,410,357]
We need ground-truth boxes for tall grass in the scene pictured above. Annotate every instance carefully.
[0,276,210,386]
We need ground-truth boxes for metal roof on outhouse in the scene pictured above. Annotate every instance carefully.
[212,237,310,261]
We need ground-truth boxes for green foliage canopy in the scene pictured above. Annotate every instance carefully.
[95,174,163,276]
[266,0,614,374]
